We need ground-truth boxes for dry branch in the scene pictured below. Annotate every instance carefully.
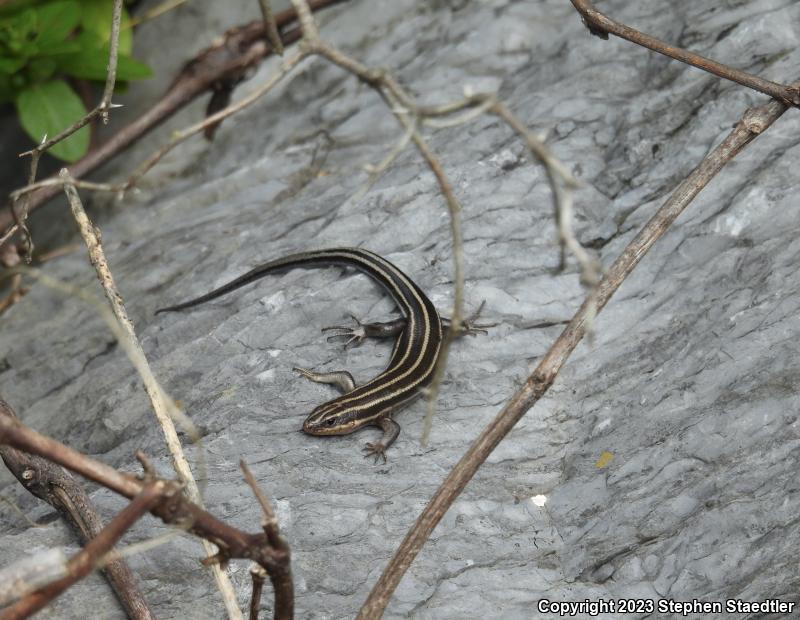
[291,0,470,440]
[0,401,293,620]
[570,0,800,107]
[0,480,165,620]
[289,25,593,443]
[258,0,285,56]
[59,172,241,617]
[0,404,154,619]
[357,83,798,619]
[0,0,350,246]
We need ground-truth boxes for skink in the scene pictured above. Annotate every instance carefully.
[157,247,453,460]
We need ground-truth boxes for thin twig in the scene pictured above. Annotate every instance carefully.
[569,0,800,107]
[0,0,350,246]
[59,171,243,619]
[357,84,797,620]
[1,406,154,619]
[126,50,308,189]
[403,122,463,446]
[10,177,126,202]
[240,460,293,619]
[249,565,267,620]
[100,0,124,124]
[258,0,285,55]
[0,403,293,619]
[351,121,414,203]
[20,0,120,157]
[289,0,467,444]
[9,0,124,262]
[240,461,277,533]
[35,243,82,263]
[0,480,166,620]
[128,0,190,27]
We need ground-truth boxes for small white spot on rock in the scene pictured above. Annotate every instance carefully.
[531,494,547,507]
[255,368,276,383]
[275,499,292,528]
[259,290,286,313]
[488,148,522,170]
[594,418,611,434]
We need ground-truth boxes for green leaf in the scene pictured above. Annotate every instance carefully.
[0,9,38,55]
[0,74,13,103]
[30,38,81,56]
[0,1,40,17]
[57,42,151,81]
[80,0,132,55]
[34,1,81,48]
[25,56,57,82]
[0,55,25,74]
[15,79,89,162]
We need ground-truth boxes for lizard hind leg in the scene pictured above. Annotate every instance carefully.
[293,366,356,394]
[322,315,407,347]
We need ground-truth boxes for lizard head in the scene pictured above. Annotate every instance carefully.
[302,400,366,436]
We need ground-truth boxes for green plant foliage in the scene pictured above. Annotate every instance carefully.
[56,31,151,81]
[16,79,89,161]
[0,0,152,162]
[81,0,133,55]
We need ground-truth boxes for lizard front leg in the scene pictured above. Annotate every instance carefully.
[363,417,401,464]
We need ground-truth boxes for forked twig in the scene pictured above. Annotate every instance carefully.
[0,408,154,619]
[290,0,467,442]
[357,84,798,619]
[241,460,292,619]
[0,480,165,620]
[11,0,125,261]
[0,401,293,620]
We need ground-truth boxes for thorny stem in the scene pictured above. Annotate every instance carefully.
[9,0,125,261]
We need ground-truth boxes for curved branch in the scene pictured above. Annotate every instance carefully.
[357,84,797,619]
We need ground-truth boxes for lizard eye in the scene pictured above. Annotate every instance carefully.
[325,418,337,426]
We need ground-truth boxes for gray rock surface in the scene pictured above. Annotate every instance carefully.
[2,0,800,618]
